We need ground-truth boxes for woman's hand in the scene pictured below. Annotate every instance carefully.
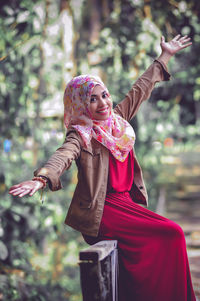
[161,34,192,55]
[9,180,43,197]
[158,34,192,65]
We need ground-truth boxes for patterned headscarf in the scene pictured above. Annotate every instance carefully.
[63,74,135,162]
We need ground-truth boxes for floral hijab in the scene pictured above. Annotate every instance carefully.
[63,75,135,162]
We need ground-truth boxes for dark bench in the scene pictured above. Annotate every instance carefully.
[79,240,118,301]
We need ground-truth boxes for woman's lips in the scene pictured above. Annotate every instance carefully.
[97,107,109,114]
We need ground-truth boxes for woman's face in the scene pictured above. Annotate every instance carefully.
[87,85,112,120]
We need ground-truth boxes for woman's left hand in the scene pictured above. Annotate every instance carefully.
[160,34,192,56]
[158,34,192,65]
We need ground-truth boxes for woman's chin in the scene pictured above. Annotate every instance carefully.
[95,115,110,121]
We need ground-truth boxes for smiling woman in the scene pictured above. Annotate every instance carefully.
[62,74,136,162]
[88,85,112,120]
[9,34,196,301]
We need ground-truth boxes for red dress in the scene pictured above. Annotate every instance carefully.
[84,150,196,301]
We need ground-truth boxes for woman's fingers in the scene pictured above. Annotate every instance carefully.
[172,34,192,51]
[179,35,188,42]
[29,187,40,196]
[179,36,191,44]
[173,34,192,45]
[182,38,192,44]
[9,184,30,193]
[9,185,21,192]
[29,182,42,196]
[181,41,192,49]
[10,187,30,197]
[161,35,165,43]
[173,34,181,41]
[9,180,43,197]
[178,37,192,49]
[175,35,192,47]
[18,189,31,197]
[9,187,25,195]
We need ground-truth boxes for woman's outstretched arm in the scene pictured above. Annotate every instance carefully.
[9,129,82,197]
[114,34,192,121]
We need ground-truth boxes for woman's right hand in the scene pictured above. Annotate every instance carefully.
[9,180,44,197]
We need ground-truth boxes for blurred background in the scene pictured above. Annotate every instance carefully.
[0,0,200,300]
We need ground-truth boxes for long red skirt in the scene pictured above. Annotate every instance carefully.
[84,191,196,301]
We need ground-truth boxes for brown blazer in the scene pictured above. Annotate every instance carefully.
[34,59,170,237]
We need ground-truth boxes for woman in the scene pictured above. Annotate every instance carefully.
[9,35,195,301]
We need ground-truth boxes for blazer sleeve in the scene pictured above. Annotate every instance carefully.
[114,59,170,121]
[34,129,82,191]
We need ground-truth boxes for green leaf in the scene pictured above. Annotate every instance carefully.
[0,240,8,260]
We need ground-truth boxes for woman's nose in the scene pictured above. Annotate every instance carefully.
[99,97,106,106]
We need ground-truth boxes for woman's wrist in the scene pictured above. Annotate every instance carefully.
[32,176,47,188]
[157,51,173,66]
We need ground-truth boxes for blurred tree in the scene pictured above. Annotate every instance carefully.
[0,0,84,300]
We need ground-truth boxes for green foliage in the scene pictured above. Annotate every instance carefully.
[0,0,200,300]
[0,0,86,299]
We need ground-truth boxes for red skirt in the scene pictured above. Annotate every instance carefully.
[84,191,196,301]
[83,151,196,300]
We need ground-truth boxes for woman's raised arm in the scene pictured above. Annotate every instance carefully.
[114,34,192,122]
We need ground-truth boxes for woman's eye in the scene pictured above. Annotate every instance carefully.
[102,93,107,98]
[90,97,96,103]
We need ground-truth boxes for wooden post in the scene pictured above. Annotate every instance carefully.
[79,240,118,301]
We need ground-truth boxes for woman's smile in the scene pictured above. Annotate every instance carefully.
[96,106,109,114]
